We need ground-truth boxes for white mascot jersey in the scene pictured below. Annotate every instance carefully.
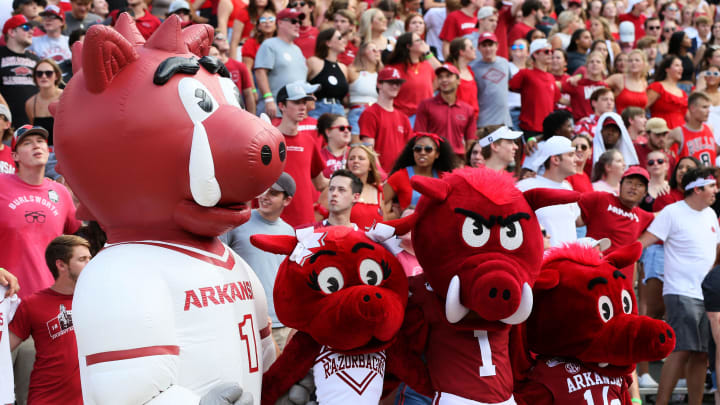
[73,241,272,404]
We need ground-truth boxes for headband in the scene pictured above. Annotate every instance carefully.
[685,176,717,191]
[414,132,444,146]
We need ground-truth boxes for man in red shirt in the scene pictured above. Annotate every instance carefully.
[507,0,544,46]
[275,82,329,227]
[415,64,477,157]
[439,0,481,58]
[635,117,676,169]
[127,0,162,39]
[9,235,91,405]
[574,87,615,137]
[292,0,319,58]
[357,66,413,171]
[333,9,357,65]
[618,0,647,44]
[668,91,720,167]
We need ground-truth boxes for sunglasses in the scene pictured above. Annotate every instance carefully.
[35,70,54,78]
[647,158,665,165]
[647,25,661,30]
[664,27,676,32]
[259,16,276,23]
[330,125,351,132]
[289,1,306,6]
[706,71,720,76]
[666,6,678,11]
[413,145,435,153]
[17,24,32,32]
[536,49,552,55]
[575,144,589,151]
[283,18,301,24]
[511,44,526,50]
[541,229,549,237]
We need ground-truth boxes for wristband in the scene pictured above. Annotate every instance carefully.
[263,92,273,99]
[424,52,433,60]
[265,97,274,103]
[252,88,257,93]
[527,136,536,143]
[631,399,642,404]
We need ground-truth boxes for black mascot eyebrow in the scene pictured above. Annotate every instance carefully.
[153,56,200,85]
[198,56,231,78]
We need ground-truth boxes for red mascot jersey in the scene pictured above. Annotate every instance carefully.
[528,357,628,405]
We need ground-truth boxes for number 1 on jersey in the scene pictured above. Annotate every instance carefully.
[584,386,621,405]
[238,314,259,373]
[474,330,496,377]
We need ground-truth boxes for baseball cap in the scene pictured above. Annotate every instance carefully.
[529,38,551,55]
[619,21,635,43]
[40,4,65,21]
[3,15,30,37]
[277,82,316,103]
[602,116,621,128]
[11,125,49,151]
[478,32,498,44]
[0,104,11,123]
[645,117,669,134]
[377,66,405,83]
[168,0,191,14]
[277,8,305,20]
[435,63,460,77]
[477,6,496,19]
[625,0,643,13]
[540,136,576,159]
[478,126,522,147]
[568,0,582,5]
[577,237,612,252]
[270,172,296,196]
[290,80,321,96]
[621,166,650,184]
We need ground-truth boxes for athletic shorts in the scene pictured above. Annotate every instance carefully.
[664,294,710,352]
[702,267,720,312]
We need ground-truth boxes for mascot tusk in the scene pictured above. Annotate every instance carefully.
[189,121,222,207]
[445,275,470,323]
[500,282,533,325]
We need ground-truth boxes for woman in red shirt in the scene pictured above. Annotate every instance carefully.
[447,37,479,117]
[607,49,648,115]
[346,145,384,230]
[386,32,437,125]
[231,0,276,57]
[567,134,594,193]
[241,9,277,70]
[647,55,688,130]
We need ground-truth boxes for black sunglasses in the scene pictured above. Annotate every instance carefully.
[289,1,306,6]
[283,18,301,24]
[647,158,665,166]
[35,70,54,78]
[413,145,435,153]
[17,24,32,32]
[575,144,589,151]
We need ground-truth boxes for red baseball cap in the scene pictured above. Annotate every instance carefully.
[11,125,49,151]
[277,8,305,20]
[40,5,65,22]
[435,63,460,76]
[622,166,650,184]
[478,32,498,44]
[377,66,405,83]
[3,15,30,37]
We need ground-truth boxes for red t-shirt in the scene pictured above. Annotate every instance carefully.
[653,188,683,212]
[679,124,717,167]
[457,73,479,116]
[319,147,348,178]
[9,288,82,405]
[279,130,325,228]
[295,26,319,59]
[567,172,594,193]
[439,10,479,42]
[0,175,81,299]
[618,13,646,43]
[338,41,357,66]
[242,37,261,61]
[0,146,15,174]
[508,68,560,132]
[390,61,436,118]
[358,103,413,171]
[507,21,534,47]
[414,93,477,155]
[386,168,414,210]
[495,3,513,59]
[224,58,253,91]
[235,7,254,41]
[561,77,608,121]
[134,12,162,39]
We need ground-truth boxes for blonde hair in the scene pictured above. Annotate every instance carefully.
[550,10,578,35]
[347,145,382,186]
[359,8,384,43]
[626,49,648,77]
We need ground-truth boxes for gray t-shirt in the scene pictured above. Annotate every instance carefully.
[254,37,308,98]
[470,56,512,128]
[219,209,294,326]
[63,12,103,35]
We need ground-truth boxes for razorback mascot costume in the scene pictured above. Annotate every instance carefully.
[250,225,432,405]
[52,13,286,404]
[383,167,580,404]
[515,242,676,405]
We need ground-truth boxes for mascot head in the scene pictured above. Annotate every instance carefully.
[251,226,408,353]
[53,14,285,242]
[387,167,579,330]
[526,242,675,376]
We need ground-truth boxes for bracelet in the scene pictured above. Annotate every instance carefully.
[527,136,537,143]
[631,398,642,404]
[252,88,257,93]
[424,52,433,60]
[263,92,272,99]
[264,97,274,103]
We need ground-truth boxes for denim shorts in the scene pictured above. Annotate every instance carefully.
[308,100,345,119]
[348,105,366,135]
[641,244,665,284]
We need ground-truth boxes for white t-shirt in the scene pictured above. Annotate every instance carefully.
[28,35,72,63]
[647,200,720,300]
[516,176,580,247]
[0,286,20,404]
[313,346,385,404]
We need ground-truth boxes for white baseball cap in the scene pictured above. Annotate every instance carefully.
[625,0,643,13]
[534,136,576,166]
[168,0,190,14]
[477,6,497,19]
[619,21,635,43]
[577,237,612,252]
[478,126,523,147]
[529,38,551,55]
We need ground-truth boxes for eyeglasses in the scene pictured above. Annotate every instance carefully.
[647,25,661,30]
[259,16,276,23]
[17,24,32,32]
[705,71,720,76]
[35,70,54,78]
[647,158,665,165]
[282,18,301,24]
[511,44,526,50]
[575,144,589,151]
[289,1,306,6]
[413,145,435,153]
[330,125,351,132]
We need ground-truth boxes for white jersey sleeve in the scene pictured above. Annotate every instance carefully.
[0,286,20,404]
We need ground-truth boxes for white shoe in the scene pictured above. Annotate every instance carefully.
[677,378,687,388]
[638,373,659,388]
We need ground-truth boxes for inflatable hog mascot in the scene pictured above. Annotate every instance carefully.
[52,14,286,404]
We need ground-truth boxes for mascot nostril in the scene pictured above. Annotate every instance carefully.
[489,288,497,298]
[363,295,371,302]
[502,290,510,300]
[279,142,286,161]
[261,145,272,165]
[376,293,382,299]
[667,329,673,339]
[659,333,666,343]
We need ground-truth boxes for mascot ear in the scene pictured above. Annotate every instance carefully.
[524,189,580,211]
[114,12,146,46]
[71,41,83,75]
[183,24,215,57]
[604,241,643,270]
[250,234,298,255]
[411,177,450,202]
[82,25,139,93]
[382,213,418,237]
[145,15,189,54]
[534,269,560,291]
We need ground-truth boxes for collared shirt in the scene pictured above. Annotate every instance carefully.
[414,93,477,155]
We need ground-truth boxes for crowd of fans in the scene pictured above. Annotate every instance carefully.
[4,0,720,403]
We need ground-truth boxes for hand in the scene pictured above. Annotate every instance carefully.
[420,41,430,54]
[265,100,278,118]
[566,74,582,87]
[524,138,538,156]
[200,383,253,405]
[274,372,315,405]
[0,268,19,297]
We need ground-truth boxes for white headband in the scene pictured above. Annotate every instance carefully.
[685,177,717,191]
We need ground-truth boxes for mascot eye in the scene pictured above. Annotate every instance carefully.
[178,78,219,122]
[317,267,344,294]
[219,77,243,109]
[499,221,523,250]
[621,290,633,314]
[359,259,384,286]
[461,217,490,247]
[597,296,614,322]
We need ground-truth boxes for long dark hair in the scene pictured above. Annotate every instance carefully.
[446,37,468,65]
[250,9,277,44]
[249,0,276,21]
[669,156,701,190]
[390,135,459,175]
[668,31,687,55]
[386,32,414,68]
[654,54,680,81]
[315,28,337,59]
[591,149,620,182]
[698,45,720,72]
[566,28,588,53]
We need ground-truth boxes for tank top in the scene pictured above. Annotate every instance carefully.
[310,60,349,101]
[349,71,378,105]
[615,76,648,115]
[32,97,55,146]
[350,186,383,231]
[679,123,717,166]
